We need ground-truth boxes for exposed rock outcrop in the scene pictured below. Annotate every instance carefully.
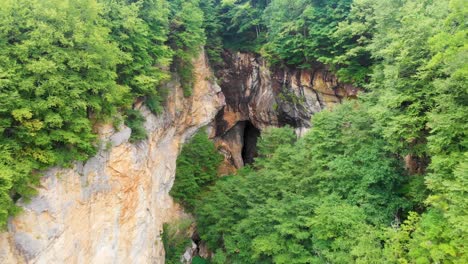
[213,51,358,170]
[0,49,357,264]
[0,51,224,264]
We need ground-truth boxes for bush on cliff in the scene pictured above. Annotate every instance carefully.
[0,0,209,228]
[170,130,223,211]
[162,219,194,264]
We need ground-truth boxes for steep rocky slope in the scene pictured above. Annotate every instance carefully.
[0,52,224,264]
[0,50,357,264]
[213,51,358,173]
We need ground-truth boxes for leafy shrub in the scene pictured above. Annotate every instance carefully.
[162,219,193,264]
[170,129,223,210]
[124,109,147,142]
[192,256,209,264]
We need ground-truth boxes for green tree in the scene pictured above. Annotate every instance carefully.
[170,130,223,210]
[100,0,172,114]
[0,0,125,227]
[200,0,224,66]
[162,219,194,264]
[167,0,205,96]
[220,0,269,52]
[256,126,296,159]
[332,0,376,85]
[380,1,468,262]
[196,102,410,262]
[368,0,449,158]
[262,0,353,67]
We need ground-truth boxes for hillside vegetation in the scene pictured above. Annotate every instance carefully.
[0,0,466,263]
[0,0,207,227]
[177,0,467,263]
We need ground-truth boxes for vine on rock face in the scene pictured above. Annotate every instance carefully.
[124,109,147,143]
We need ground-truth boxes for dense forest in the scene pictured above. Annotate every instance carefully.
[0,0,466,263]
[173,0,467,263]
[0,0,207,226]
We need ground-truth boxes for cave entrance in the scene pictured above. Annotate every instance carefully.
[241,121,260,165]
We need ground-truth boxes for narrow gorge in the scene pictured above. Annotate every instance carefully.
[1,1,465,263]
[0,50,356,263]
[0,52,224,264]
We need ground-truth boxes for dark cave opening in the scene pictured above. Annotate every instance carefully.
[241,121,260,165]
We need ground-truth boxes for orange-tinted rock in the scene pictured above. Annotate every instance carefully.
[0,50,224,264]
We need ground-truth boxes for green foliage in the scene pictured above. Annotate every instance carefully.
[162,219,194,264]
[0,0,210,227]
[214,0,371,84]
[211,251,227,264]
[350,1,467,261]
[180,1,466,263]
[0,0,123,228]
[277,90,305,107]
[170,130,223,210]
[192,256,209,264]
[100,0,172,113]
[331,0,376,85]
[383,209,466,263]
[263,0,352,66]
[200,0,224,66]
[367,0,449,158]
[306,102,411,223]
[220,0,269,52]
[256,126,296,159]
[195,102,411,262]
[424,0,468,227]
[193,1,467,263]
[0,2,466,263]
[385,0,467,261]
[124,109,147,142]
[168,0,205,96]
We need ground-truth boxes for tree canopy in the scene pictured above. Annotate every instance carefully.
[0,0,208,227]
[187,0,467,263]
[0,1,466,263]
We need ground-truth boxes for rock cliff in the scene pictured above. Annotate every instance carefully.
[213,51,358,172]
[0,50,356,264]
[0,51,224,264]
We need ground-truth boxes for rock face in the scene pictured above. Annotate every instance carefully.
[0,51,224,264]
[213,51,358,171]
[0,49,356,264]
